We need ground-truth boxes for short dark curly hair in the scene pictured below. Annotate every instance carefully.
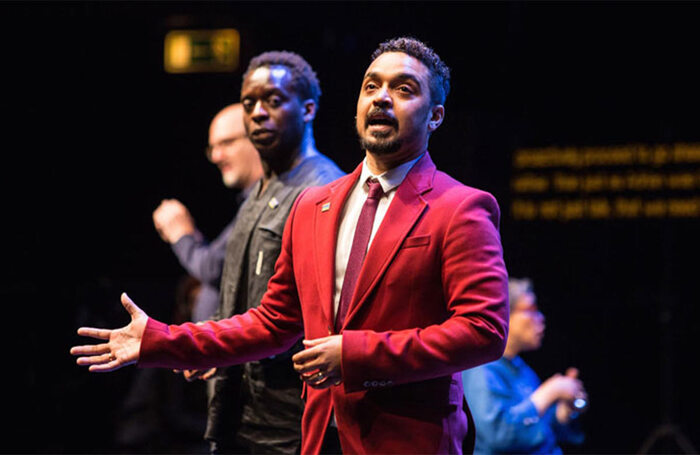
[371,37,451,105]
[243,50,321,106]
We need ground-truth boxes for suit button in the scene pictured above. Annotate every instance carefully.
[371,381,379,387]
[379,381,386,387]
[363,381,370,388]
[387,380,394,386]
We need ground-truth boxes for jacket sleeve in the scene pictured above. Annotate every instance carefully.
[171,218,236,286]
[139,196,305,370]
[341,190,509,392]
[462,366,550,452]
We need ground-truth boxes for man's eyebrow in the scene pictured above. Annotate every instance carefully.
[263,87,285,96]
[363,71,422,86]
[242,87,286,99]
[363,71,379,81]
[394,73,422,86]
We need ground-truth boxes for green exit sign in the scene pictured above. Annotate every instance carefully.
[164,29,240,73]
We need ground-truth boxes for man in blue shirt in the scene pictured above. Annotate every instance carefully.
[153,103,263,323]
[462,278,587,454]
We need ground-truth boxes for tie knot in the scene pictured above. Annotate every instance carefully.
[366,178,384,200]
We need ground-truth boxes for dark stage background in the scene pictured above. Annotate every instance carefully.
[4,2,699,453]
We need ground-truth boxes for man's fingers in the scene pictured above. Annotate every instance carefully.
[76,350,113,366]
[121,292,143,318]
[294,358,324,374]
[293,339,331,363]
[292,345,318,365]
[182,368,216,381]
[301,370,325,382]
[302,337,331,348]
[302,371,338,390]
[200,368,217,380]
[182,370,197,381]
[76,327,111,341]
[293,348,325,374]
[185,370,204,381]
[71,342,110,356]
[88,359,121,373]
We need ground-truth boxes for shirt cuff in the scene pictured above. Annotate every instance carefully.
[171,231,201,256]
[512,398,541,427]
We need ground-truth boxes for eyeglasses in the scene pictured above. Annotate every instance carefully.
[205,137,239,160]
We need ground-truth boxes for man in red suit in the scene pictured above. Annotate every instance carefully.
[72,37,509,454]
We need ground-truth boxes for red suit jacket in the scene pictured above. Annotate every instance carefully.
[140,152,509,454]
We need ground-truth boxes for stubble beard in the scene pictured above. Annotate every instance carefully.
[358,130,403,156]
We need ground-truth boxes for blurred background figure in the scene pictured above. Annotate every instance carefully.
[153,103,263,322]
[462,277,587,454]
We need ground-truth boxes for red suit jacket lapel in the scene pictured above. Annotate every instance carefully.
[310,152,437,333]
[311,165,362,332]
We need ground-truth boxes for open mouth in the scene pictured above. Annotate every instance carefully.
[366,111,397,130]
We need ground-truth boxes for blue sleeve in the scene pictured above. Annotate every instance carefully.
[462,366,555,453]
[170,218,235,286]
[553,413,585,446]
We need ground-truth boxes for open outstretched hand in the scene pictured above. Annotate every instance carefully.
[70,293,148,372]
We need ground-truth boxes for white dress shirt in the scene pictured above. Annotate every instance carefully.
[333,154,423,320]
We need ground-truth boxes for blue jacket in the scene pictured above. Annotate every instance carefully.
[462,356,584,454]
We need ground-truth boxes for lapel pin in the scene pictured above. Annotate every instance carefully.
[268,197,279,209]
[321,202,331,212]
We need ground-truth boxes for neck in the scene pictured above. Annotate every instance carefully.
[260,125,318,192]
[365,147,424,175]
[502,339,520,360]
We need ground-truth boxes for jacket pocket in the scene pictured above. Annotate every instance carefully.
[402,234,431,248]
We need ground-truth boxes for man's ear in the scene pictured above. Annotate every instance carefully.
[427,105,445,132]
[303,99,317,123]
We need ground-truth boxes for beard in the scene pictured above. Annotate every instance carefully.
[357,122,403,155]
[359,134,403,156]
[357,107,403,155]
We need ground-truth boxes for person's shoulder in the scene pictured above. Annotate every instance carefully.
[302,171,351,200]
[312,153,346,184]
[296,153,346,187]
[429,169,499,209]
[281,154,344,204]
[463,358,513,391]
[288,168,350,213]
[432,169,487,195]
[462,359,504,388]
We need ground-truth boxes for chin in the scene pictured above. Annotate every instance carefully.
[222,174,240,188]
[360,136,402,156]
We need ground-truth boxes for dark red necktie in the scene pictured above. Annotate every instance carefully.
[335,178,384,332]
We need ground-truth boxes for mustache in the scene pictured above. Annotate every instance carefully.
[365,108,398,128]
